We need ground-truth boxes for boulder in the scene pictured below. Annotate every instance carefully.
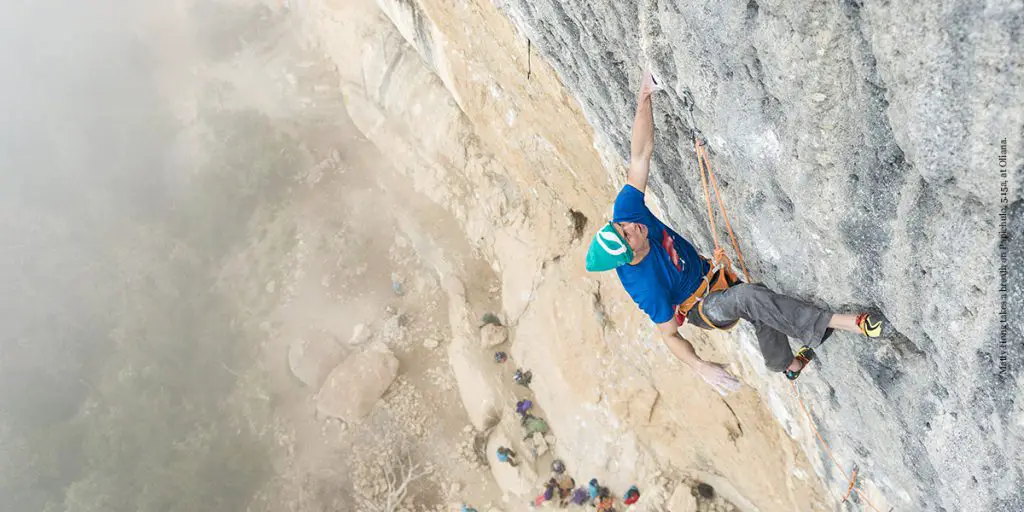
[486,428,537,497]
[316,341,399,422]
[480,323,508,348]
[287,330,346,388]
[449,336,501,430]
[348,323,371,345]
[530,432,548,456]
[445,279,502,430]
[667,484,698,512]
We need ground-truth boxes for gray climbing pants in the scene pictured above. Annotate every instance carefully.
[685,283,832,372]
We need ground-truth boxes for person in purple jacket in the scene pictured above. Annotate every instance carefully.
[585,70,884,392]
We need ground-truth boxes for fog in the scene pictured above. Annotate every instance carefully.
[0,1,297,509]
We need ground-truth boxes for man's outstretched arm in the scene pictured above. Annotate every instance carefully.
[657,318,742,395]
[626,71,658,193]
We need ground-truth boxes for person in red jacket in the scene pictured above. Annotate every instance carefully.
[623,485,640,505]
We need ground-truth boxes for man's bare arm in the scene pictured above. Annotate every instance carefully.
[656,318,703,368]
[656,318,742,395]
[626,71,657,193]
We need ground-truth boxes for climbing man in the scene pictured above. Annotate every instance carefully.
[585,70,884,393]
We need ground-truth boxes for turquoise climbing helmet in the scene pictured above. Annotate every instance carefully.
[585,222,633,271]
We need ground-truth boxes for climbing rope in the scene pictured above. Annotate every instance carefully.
[684,103,885,511]
[694,140,751,281]
[789,381,883,511]
[681,88,751,280]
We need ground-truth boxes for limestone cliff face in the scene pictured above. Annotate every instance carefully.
[305,0,1022,510]
[493,2,1023,510]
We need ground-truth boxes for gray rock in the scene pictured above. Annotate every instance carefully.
[667,484,697,512]
[531,432,548,456]
[288,331,346,388]
[450,335,502,430]
[447,279,502,430]
[490,1,1022,510]
[480,323,508,348]
[486,429,537,496]
[348,323,370,345]
[316,341,399,422]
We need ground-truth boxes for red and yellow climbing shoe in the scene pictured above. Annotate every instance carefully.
[784,346,816,381]
[856,313,883,338]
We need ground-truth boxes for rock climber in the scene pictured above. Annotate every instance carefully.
[495,446,518,467]
[543,478,557,502]
[556,474,576,505]
[515,398,533,417]
[513,368,533,388]
[520,413,549,440]
[595,488,616,512]
[584,69,885,393]
[571,487,590,505]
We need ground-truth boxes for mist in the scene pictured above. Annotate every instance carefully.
[0,1,298,509]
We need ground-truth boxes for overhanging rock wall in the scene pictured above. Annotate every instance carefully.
[495,1,1023,510]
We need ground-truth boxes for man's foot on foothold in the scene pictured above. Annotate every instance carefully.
[856,313,883,338]
[784,346,815,381]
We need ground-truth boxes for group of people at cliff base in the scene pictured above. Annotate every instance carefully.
[489,394,640,509]
[463,478,638,512]
[531,461,640,511]
[584,69,885,394]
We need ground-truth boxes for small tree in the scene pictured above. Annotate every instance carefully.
[354,451,431,512]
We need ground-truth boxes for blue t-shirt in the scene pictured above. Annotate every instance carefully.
[613,185,709,324]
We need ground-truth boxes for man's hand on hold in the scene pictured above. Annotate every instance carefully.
[697,361,741,396]
[640,69,662,98]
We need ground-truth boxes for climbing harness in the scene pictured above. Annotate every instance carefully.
[673,255,740,328]
[681,90,885,511]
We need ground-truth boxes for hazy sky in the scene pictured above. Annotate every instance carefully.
[1,2,279,509]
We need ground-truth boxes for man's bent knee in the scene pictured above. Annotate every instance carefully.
[718,283,768,319]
